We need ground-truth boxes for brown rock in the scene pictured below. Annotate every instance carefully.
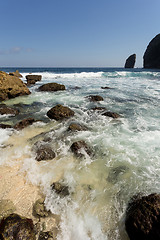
[87,95,104,101]
[39,83,65,92]
[125,193,160,240]
[70,140,92,158]
[90,107,107,111]
[0,123,12,129]
[33,198,49,217]
[68,123,88,132]
[51,182,69,197]
[0,105,19,115]
[0,71,30,101]
[47,104,74,120]
[35,145,56,161]
[102,111,120,118]
[9,70,23,78]
[14,118,36,130]
[0,213,36,240]
[26,74,42,82]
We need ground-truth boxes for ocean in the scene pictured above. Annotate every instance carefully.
[0,67,160,240]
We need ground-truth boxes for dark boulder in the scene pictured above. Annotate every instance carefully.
[14,118,36,130]
[87,95,104,102]
[0,105,19,115]
[26,75,42,85]
[0,213,36,240]
[143,34,160,69]
[9,70,23,78]
[0,71,30,101]
[102,111,120,118]
[125,193,160,240]
[0,123,12,129]
[51,182,69,197]
[70,140,92,158]
[35,145,56,161]
[68,123,88,132]
[39,83,65,92]
[90,107,107,111]
[124,54,136,68]
[47,104,74,120]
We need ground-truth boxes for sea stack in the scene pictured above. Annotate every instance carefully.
[124,54,136,68]
[143,34,160,69]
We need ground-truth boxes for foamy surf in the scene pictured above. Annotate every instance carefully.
[0,67,160,239]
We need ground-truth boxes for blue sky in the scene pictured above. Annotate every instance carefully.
[0,0,160,67]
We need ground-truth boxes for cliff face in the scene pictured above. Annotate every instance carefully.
[0,71,30,101]
[124,54,136,68]
[143,34,160,69]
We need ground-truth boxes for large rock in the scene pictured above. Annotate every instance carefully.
[47,104,75,120]
[125,193,160,240]
[68,123,88,132]
[39,83,65,92]
[0,213,36,239]
[124,54,136,68]
[143,34,160,69]
[70,140,92,158]
[9,70,23,78]
[26,74,42,85]
[0,71,30,101]
[102,111,120,118]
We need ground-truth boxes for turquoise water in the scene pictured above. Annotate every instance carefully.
[0,68,160,240]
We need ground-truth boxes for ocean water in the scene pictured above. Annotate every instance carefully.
[0,67,160,239]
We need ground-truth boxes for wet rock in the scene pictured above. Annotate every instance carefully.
[90,107,107,111]
[26,74,42,85]
[102,111,120,118]
[0,199,16,220]
[0,71,30,101]
[107,166,128,184]
[124,54,136,68]
[70,140,92,158]
[87,95,104,102]
[39,83,65,92]
[35,145,56,161]
[143,34,160,69]
[47,104,75,120]
[101,86,111,89]
[51,182,69,197]
[33,198,50,218]
[38,231,53,240]
[9,70,23,78]
[0,213,36,239]
[125,193,160,240]
[68,123,88,132]
[0,123,12,129]
[0,105,19,115]
[14,118,36,130]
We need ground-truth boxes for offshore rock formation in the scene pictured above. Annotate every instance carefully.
[143,34,160,69]
[26,74,42,85]
[0,71,30,101]
[87,95,104,102]
[124,54,136,68]
[70,140,92,158]
[125,193,160,240]
[0,104,19,115]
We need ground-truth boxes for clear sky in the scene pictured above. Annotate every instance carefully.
[0,0,160,68]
